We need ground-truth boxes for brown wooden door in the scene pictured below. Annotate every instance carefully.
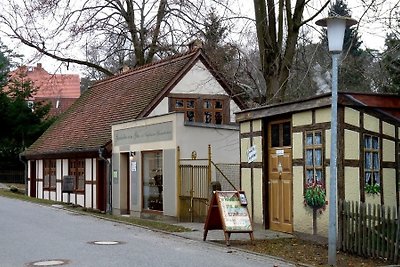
[267,120,293,233]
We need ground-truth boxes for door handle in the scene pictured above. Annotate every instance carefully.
[277,162,283,177]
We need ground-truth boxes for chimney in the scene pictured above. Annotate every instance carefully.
[37,63,42,69]
[119,65,130,74]
[188,39,203,51]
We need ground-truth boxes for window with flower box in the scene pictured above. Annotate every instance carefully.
[43,159,56,190]
[169,94,229,124]
[304,131,324,186]
[69,159,85,192]
[363,134,380,194]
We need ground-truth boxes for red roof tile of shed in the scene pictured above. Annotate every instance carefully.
[23,48,240,158]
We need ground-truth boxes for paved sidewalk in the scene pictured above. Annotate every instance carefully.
[173,222,293,243]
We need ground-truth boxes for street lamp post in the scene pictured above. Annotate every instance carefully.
[316,15,357,266]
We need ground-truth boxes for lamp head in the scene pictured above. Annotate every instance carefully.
[316,16,358,53]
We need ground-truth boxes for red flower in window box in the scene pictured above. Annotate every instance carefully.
[304,182,328,213]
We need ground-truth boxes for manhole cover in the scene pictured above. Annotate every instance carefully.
[27,259,69,266]
[88,241,124,245]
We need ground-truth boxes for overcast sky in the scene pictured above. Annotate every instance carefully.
[2,0,394,75]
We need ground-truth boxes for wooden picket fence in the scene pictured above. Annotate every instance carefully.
[338,199,400,263]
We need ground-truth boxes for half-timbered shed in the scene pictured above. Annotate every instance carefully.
[236,92,399,236]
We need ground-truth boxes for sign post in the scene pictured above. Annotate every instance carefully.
[203,191,254,246]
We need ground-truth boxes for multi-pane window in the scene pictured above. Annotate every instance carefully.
[270,121,291,147]
[305,131,323,185]
[169,95,229,124]
[43,159,56,190]
[364,135,380,190]
[69,159,85,192]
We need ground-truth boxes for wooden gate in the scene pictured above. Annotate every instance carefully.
[177,146,211,222]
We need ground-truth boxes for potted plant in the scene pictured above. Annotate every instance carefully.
[365,183,380,195]
[304,182,328,212]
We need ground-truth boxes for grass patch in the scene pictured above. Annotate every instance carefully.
[0,188,63,205]
[0,188,191,233]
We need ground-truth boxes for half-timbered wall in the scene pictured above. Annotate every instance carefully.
[343,107,399,207]
[28,158,99,209]
[240,119,263,223]
[292,108,331,235]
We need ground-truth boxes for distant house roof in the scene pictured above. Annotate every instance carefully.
[23,48,246,159]
[236,92,400,123]
[9,63,80,99]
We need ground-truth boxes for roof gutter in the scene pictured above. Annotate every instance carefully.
[18,153,28,195]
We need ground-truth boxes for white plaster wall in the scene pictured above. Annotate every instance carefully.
[365,193,381,206]
[293,166,312,234]
[77,194,85,207]
[86,184,92,208]
[383,122,395,138]
[383,139,396,162]
[176,124,240,164]
[240,138,251,163]
[253,168,263,223]
[344,130,359,160]
[315,108,331,123]
[241,168,253,221]
[112,113,241,217]
[383,168,397,207]
[253,120,262,132]
[149,61,240,122]
[92,159,97,182]
[292,132,303,159]
[37,160,43,199]
[344,167,360,201]
[364,114,379,133]
[93,185,97,209]
[292,111,312,126]
[56,159,62,201]
[325,129,331,159]
[50,191,56,201]
[240,121,251,134]
[43,191,49,200]
[344,107,360,127]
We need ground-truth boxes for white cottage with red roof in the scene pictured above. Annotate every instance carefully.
[23,47,247,219]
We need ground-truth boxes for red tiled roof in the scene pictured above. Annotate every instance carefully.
[9,63,80,99]
[23,49,215,158]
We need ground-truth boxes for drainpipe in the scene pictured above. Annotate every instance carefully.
[18,153,28,195]
[99,147,112,214]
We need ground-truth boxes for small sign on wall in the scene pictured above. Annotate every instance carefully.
[113,170,118,184]
[247,145,257,163]
[276,149,284,156]
[131,161,137,172]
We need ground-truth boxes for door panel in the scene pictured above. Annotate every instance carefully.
[268,120,293,233]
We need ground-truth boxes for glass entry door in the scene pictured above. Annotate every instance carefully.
[142,151,163,211]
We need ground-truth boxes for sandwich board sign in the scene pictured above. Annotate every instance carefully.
[203,191,254,245]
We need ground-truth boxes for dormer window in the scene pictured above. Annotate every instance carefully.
[169,94,230,125]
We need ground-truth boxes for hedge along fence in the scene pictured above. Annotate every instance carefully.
[338,199,400,263]
[0,170,24,184]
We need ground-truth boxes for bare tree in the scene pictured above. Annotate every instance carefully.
[0,0,244,77]
[253,0,330,103]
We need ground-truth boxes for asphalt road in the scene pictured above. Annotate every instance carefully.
[0,196,293,267]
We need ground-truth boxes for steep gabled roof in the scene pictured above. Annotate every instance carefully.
[23,48,243,159]
[9,63,80,99]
